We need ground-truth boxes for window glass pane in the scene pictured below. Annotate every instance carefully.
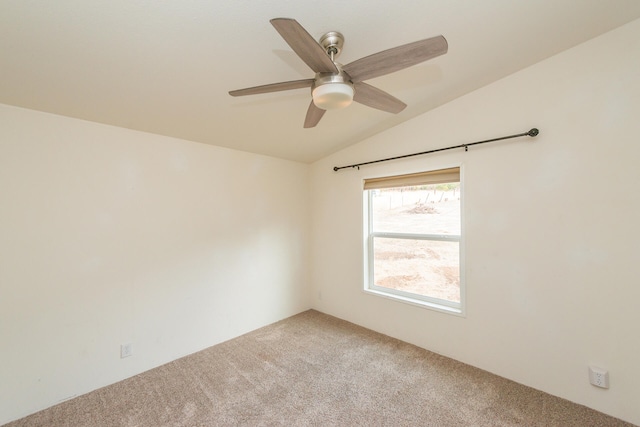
[371,184,460,235]
[373,237,460,303]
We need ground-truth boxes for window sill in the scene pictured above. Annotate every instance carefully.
[364,288,465,317]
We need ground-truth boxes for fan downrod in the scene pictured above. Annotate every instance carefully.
[319,31,345,60]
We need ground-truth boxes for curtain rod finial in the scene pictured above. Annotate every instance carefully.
[528,128,539,137]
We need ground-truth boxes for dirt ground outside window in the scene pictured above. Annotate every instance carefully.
[372,188,460,303]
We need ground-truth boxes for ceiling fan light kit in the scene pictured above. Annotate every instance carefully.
[229,18,448,128]
[312,82,354,109]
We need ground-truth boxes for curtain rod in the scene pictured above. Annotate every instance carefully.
[333,128,539,172]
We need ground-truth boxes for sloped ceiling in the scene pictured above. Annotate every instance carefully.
[2,1,640,163]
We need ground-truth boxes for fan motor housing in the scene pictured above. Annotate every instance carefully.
[313,70,352,89]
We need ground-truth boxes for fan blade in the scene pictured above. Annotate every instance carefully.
[353,82,406,114]
[343,35,448,82]
[270,18,338,74]
[304,101,326,128]
[229,79,314,97]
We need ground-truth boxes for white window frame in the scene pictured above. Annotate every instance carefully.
[363,167,465,316]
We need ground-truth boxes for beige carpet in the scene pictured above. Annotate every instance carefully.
[5,310,635,426]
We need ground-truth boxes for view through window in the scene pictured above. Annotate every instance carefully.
[364,168,462,312]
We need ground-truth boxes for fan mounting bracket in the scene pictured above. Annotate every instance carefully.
[319,31,345,60]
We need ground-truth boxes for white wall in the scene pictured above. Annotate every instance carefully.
[310,18,640,425]
[0,105,311,424]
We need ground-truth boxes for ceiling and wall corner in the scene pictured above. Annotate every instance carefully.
[1,1,640,163]
[2,1,640,424]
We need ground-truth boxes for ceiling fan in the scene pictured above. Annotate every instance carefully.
[229,18,448,128]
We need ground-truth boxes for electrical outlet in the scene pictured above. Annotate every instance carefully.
[120,343,133,359]
[589,366,609,389]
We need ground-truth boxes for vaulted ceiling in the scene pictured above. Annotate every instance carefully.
[2,1,640,163]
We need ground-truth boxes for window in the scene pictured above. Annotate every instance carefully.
[363,167,463,314]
